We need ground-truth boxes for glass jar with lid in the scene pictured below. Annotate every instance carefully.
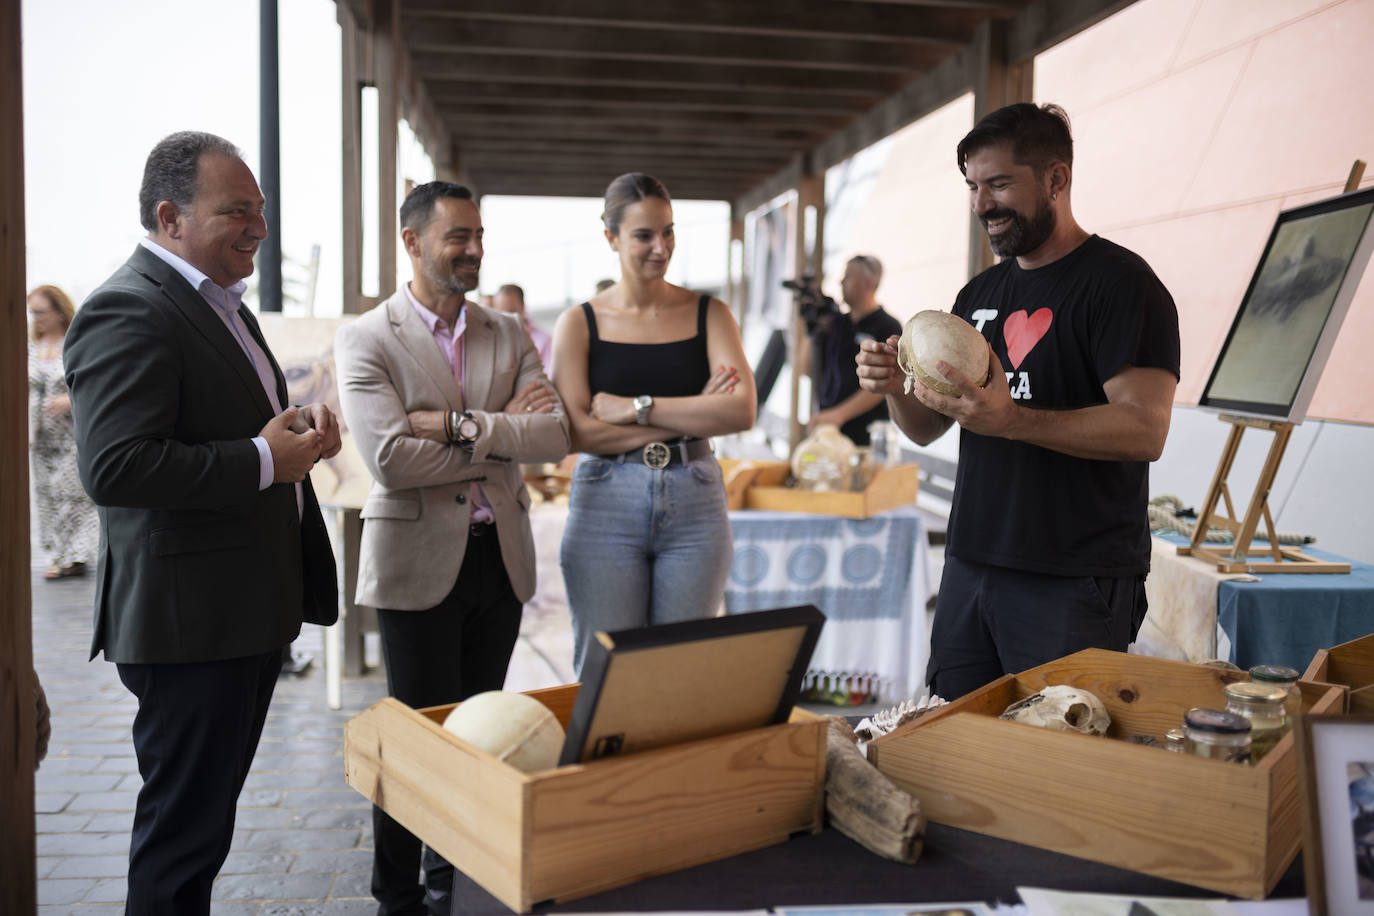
[1223,681,1290,762]
[1162,727,1186,753]
[1183,707,1252,763]
[1248,664,1302,723]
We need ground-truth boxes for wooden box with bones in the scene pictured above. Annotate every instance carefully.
[719,458,920,518]
[1303,631,1374,713]
[868,648,1343,899]
[344,684,826,913]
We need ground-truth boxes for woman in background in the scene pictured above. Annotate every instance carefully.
[28,284,97,580]
[552,173,756,674]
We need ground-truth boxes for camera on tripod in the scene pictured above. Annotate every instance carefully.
[782,275,839,335]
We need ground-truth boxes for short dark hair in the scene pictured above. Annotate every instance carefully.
[139,131,241,231]
[400,181,474,233]
[957,103,1073,177]
[496,283,524,302]
[602,173,671,235]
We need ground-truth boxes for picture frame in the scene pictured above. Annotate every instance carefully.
[1295,712,1374,915]
[1198,185,1374,424]
[559,604,824,765]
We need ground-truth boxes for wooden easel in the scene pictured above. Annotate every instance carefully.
[1177,161,1365,575]
[1176,415,1349,573]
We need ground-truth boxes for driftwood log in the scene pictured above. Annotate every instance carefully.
[823,716,925,863]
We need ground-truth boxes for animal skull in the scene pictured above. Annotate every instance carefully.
[999,685,1111,736]
[896,310,990,397]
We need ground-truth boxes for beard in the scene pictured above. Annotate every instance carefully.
[421,249,480,296]
[983,193,1056,258]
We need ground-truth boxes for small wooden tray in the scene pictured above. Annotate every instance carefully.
[344,685,825,913]
[869,648,1343,899]
[1304,632,1374,712]
[720,459,919,518]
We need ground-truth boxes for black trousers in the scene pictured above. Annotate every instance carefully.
[926,555,1148,700]
[372,525,523,916]
[117,648,282,916]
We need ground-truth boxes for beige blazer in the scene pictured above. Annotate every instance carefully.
[335,290,570,610]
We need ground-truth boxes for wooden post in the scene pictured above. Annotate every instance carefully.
[727,206,746,323]
[375,0,398,301]
[1,0,38,909]
[966,19,1033,280]
[339,1,366,315]
[789,170,825,453]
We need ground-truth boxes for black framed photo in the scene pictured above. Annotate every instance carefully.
[559,605,824,766]
[1295,713,1374,915]
[1198,185,1374,423]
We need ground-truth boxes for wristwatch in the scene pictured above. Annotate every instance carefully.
[633,395,654,426]
[455,410,480,449]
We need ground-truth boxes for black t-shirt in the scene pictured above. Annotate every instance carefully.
[946,235,1181,577]
[815,306,903,446]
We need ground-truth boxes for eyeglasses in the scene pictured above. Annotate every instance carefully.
[27,308,54,317]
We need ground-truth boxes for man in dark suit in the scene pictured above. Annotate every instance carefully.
[63,131,340,915]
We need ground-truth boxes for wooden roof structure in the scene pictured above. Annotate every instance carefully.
[335,0,1136,213]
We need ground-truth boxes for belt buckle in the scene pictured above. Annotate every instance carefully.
[642,441,671,470]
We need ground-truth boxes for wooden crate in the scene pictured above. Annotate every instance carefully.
[868,648,1344,899]
[344,684,826,913]
[1304,632,1374,712]
[729,461,918,518]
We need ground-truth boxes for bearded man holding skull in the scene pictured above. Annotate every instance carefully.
[857,103,1181,699]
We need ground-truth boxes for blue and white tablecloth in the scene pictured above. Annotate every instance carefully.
[725,507,930,704]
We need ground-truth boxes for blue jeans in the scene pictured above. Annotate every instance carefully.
[561,452,733,676]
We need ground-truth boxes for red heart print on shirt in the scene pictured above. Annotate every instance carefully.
[1003,308,1052,369]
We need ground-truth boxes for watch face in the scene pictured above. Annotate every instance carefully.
[459,418,479,440]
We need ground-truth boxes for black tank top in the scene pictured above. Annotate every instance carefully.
[583,295,711,397]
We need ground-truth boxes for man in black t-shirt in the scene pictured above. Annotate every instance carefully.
[856,103,1181,699]
[801,254,903,446]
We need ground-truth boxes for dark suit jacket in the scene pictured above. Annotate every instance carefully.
[64,245,337,664]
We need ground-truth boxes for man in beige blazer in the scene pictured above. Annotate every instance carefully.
[335,181,569,916]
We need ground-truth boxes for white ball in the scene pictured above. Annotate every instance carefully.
[442,691,565,772]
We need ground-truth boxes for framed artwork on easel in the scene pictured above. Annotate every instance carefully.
[1181,177,1374,573]
[1199,184,1374,424]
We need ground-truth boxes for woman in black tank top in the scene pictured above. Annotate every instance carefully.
[550,173,757,676]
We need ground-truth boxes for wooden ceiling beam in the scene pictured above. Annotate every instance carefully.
[456,138,799,159]
[462,152,782,178]
[440,105,847,132]
[472,172,743,201]
[427,81,877,117]
[452,124,812,149]
[402,0,991,45]
[409,53,909,96]
[402,19,952,72]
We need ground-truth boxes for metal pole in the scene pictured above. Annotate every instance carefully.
[259,0,282,312]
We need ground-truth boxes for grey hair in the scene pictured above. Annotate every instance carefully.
[139,131,242,231]
[848,254,883,287]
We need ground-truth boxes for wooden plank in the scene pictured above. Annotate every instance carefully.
[445,104,844,133]
[525,720,824,904]
[431,83,867,117]
[410,53,910,96]
[401,0,987,45]
[1,0,36,909]
[1004,0,1139,62]
[403,19,954,71]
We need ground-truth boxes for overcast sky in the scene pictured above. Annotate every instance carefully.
[22,0,727,317]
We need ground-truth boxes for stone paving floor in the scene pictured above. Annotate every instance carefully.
[30,562,573,916]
